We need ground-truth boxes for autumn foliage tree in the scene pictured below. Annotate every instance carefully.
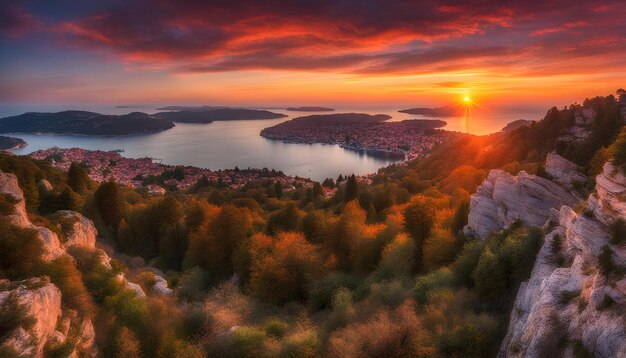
[249,232,324,304]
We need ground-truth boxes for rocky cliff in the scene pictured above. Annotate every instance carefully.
[0,171,143,356]
[493,160,626,357]
[465,169,578,238]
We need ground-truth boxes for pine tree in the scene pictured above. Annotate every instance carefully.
[67,162,90,194]
[94,181,123,230]
[344,174,358,202]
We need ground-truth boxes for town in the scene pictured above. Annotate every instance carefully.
[29,147,313,192]
[260,118,461,160]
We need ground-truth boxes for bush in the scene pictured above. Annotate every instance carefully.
[610,218,626,245]
[0,292,36,340]
[0,222,45,280]
[414,268,455,304]
[47,256,95,316]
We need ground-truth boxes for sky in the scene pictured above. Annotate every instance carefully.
[1,0,625,110]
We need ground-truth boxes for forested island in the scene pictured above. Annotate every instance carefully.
[154,108,287,123]
[0,136,26,150]
[0,111,175,135]
[286,106,335,112]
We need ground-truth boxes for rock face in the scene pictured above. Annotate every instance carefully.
[56,210,97,250]
[545,152,586,190]
[152,275,173,295]
[499,206,626,358]
[497,158,626,358]
[0,278,62,356]
[588,161,626,226]
[0,171,64,260]
[465,169,578,238]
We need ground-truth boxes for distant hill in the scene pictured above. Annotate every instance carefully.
[286,106,335,112]
[0,111,175,135]
[156,105,233,112]
[399,104,459,117]
[501,119,533,133]
[154,109,287,123]
[0,136,26,150]
[291,113,391,124]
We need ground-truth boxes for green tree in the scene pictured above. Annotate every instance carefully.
[473,249,506,297]
[94,181,124,230]
[344,174,358,202]
[67,162,90,194]
[403,197,436,271]
[266,202,301,235]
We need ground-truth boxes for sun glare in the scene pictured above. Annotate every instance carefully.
[464,95,470,102]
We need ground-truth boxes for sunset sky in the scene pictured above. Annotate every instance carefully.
[1,0,625,109]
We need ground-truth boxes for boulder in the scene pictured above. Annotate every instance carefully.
[37,179,53,193]
[466,169,577,238]
[152,275,172,295]
[545,152,586,190]
[56,210,97,251]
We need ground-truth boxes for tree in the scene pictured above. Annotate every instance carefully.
[249,232,324,304]
[403,196,436,271]
[423,227,456,270]
[67,162,90,194]
[266,202,301,235]
[274,181,283,198]
[94,180,123,230]
[344,174,358,202]
[472,249,506,297]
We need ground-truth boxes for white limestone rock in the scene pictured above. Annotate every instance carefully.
[466,169,578,238]
[588,161,626,226]
[0,278,62,356]
[152,275,173,295]
[545,152,586,190]
[56,210,97,251]
[117,273,146,298]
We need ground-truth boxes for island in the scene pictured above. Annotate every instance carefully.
[399,104,460,117]
[154,108,287,123]
[260,113,454,160]
[0,111,175,135]
[286,106,335,112]
[0,135,26,150]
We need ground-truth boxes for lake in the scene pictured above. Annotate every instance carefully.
[4,105,545,182]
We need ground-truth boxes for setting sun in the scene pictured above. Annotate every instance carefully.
[464,96,471,102]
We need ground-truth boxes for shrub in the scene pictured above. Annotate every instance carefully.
[0,222,45,280]
[598,245,614,275]
[280,328,319,358]
[558,290,580,305]
[610,218,626,245]
[0,193,18,216]
[47,256,95,316]
[262,318,289,338]
[0,292,36,340]
[414,268,455,304]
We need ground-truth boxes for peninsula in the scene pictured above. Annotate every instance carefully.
[0,135,26,150]
[286,106,334,112]
[0,111,174,135]
[154,108,287,123]
[260,113,452,160]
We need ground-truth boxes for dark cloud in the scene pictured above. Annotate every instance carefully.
[10,0,626,73]
[0,4,35,36]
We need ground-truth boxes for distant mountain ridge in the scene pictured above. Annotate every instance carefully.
[0,111,174,135]
[286,106,334,112]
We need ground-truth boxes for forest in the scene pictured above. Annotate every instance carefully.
[1,93,624,357]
